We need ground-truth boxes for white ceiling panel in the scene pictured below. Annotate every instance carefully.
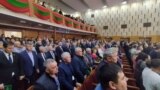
[47,0,144,13]
[61,0,88,12]
[84,0,104,10]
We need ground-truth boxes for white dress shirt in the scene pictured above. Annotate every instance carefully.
[3,52,13,63]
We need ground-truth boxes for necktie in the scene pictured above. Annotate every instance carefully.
[50,51,54,59]
[54,77,60,90]
[8,54,12,64]
[42,53,46,61]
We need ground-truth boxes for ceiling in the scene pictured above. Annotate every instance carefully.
[46,0,143,13]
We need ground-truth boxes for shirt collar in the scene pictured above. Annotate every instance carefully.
[3,51,12,55]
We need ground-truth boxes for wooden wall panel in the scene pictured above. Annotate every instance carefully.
[23,30,38,38]
[0,27,97,41]
[0,29,4,35]
[56,33,64,41]
[38,31,54,38]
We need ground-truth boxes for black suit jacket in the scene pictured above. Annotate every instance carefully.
[37,53,47,74]
[55,46,64,62]
[62,46,71,53]
[34,73,59,90]
[0,51,24,84]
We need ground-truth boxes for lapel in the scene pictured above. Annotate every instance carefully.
[12,52,17,64]
[1,52,10,64]
[32,51,37,63]
[24,50,33,64]
[61,62,73,75]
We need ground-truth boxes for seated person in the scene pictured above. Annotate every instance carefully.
[58,52,81,90]
[34,59,60,90]
[95,63,128,90]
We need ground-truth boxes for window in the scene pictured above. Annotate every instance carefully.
[4,31,22,38]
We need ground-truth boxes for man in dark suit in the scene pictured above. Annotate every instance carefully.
[62,42,71,53]
[20,41,39,88]
[35,40,42,54]
[37,46,48,75]
[55,42,64,63]
[71,47,88,83]
[58,52,81,90]
[34,59,60,90]
[0,41,24,90]
[85,48,94,68]
[70,42,77,57]
[46,45,55,59]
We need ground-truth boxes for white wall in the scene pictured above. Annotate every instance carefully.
[82,0,160,37]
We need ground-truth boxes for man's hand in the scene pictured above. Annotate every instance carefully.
[76,83,82,87]
[0,84,4,90]
[84,75,87,79]
[36,69,40,74]
[74,87,77,90]
[19,75,25,80]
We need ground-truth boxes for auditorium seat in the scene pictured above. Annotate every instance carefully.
[123,68,133,72]
[123,65,132,69]
[127,85,140,90]
[127,78,137,86]
[79,69,98,90]
[27,85,34,90]
[125,72,134,78]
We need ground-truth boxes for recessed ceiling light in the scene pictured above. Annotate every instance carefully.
[122,1,127,5]
[38,24,42,26]
[20,20,26,23]
[103,6,107,8]
[88,9,91,11]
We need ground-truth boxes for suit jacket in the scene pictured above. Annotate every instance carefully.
[34,73,59,90]
[37,53,47,74]
[58,62,75,90]
[70,45,76,57]
[71,55,88,83]
[85,53,94,67]
[46,51,55,59]
[62,46,71,54]
[20,50,38,76]
[0,51,24,84]
[35,43,41,53]
[55,46,64,62]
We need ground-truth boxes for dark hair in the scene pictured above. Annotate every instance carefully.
[150,59,160,68]
[136,52,148,62]
[3,42,14,48]
[97,63,122,90]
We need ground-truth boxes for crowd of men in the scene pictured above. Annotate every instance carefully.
[0,33,160,90]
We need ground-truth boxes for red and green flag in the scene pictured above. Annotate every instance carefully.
[53,14,63,24]
[73,23,79,28]
[65,20,72,27]
[33,3,50,20]
[0,0,29,13]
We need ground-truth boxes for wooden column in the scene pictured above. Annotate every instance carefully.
[54,30,56,41]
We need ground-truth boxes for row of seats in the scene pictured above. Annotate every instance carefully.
[122,56,140,90]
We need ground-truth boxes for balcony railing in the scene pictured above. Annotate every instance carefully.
[0,0,97,33]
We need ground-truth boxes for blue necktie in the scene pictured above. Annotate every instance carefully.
[8,54,12,64]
